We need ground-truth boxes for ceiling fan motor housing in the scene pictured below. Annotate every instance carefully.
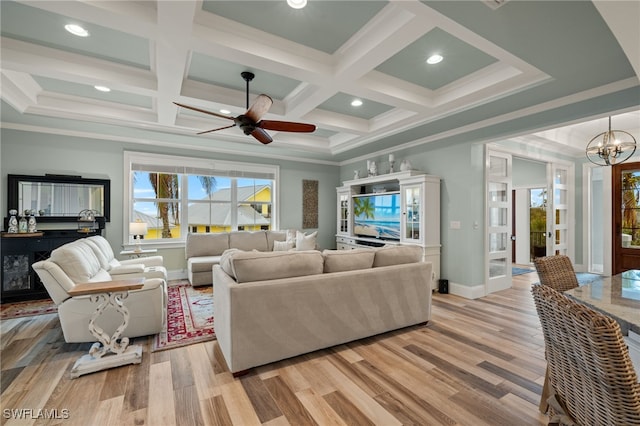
[235,115,256,135]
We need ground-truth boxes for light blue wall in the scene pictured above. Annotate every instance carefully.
[1,129,340,272]
[340,143,487,289]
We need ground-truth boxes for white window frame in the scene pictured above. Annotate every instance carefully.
[124,151,279,248]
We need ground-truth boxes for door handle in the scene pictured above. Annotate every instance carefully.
[548,231,552,238]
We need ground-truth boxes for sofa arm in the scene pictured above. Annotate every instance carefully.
[120,255,164,267]
[109,264,145,275]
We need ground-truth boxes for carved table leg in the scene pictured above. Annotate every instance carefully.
[70,291,142,379]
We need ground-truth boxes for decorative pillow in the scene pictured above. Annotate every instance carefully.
[296,231,317,251]
[273,240,295,251]
[322,249,375,273]
[286,229,298,247]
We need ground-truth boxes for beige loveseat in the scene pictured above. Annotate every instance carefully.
[186,231,289,286]
[213,245,432,374]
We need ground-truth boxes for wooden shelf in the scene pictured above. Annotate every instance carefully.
[1,232,44,238]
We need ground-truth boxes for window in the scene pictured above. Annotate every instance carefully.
[125,152,278,247]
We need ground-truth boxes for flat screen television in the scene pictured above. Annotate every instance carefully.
[353,192,401,240]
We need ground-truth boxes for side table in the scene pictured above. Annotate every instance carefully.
[67,278,144,379]
[120,248,158,258]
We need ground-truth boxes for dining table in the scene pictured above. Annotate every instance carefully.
[565,270,640,334]
[564,270,640,378]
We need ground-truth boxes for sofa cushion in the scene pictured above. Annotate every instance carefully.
[229,231,269,252]
[186,233,229,258]
[373,245,423,267]
[266,231,287,250]
[230,250,323,283]
[322,249,375,273]
[188,256,223,273]
[296,231,317,251]
[83,237,113,270]
[50,242,111,284]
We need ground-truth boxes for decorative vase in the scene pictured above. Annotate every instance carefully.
[400,159,412,171]
[8,209,18,233]
[28,215,37,233]
[18,216,28,233]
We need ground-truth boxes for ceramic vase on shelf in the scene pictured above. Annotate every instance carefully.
[18,216,28,233]
[28,213,37,233]
[8,209,18,233]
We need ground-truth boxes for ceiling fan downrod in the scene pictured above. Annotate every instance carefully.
[241,71,255,109]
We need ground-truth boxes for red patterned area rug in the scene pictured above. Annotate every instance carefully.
[0,298,56,319]
[152,281,215,352]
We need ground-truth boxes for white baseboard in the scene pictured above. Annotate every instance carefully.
[447,282,486,299]
[167,269,187,281]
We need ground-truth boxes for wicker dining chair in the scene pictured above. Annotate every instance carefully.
[534,255,579,293]
[531,284,640,425]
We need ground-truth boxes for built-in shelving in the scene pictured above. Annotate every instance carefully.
[336,170,441,288]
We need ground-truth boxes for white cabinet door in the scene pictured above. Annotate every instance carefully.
[336,187,351,236]
[401,182,424,244]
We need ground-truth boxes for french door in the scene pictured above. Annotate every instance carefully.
[486,150,512,294]
[612,162,640,274]
[547,163,571,256]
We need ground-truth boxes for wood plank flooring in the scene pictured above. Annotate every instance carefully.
[0,271,547,425]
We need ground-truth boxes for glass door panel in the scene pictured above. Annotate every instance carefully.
[404,186,421,241]
[550,164,569,255]
[486,149,512,293]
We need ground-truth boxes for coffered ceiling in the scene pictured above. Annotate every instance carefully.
[1,1,638,162]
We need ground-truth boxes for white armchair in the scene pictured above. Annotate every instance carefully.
[32,241,167,343]
[83,235,167,281]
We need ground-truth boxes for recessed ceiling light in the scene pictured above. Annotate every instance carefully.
[94,85,111,92]
[220,109,231,114]
[426,54,443,65]
[351,99,363,107]
[287,0,307,9]
[65,24,89,37]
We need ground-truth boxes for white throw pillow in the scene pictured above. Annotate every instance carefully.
[273,240,294,251]
[286,229,298,247]
[296,231,317,251]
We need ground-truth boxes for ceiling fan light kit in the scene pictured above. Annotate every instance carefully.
[585,116,637,166]
[174,72,315,145]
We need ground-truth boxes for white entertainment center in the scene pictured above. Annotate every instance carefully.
[336,170,441,289]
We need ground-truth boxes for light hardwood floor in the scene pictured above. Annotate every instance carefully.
[1,271,547,425]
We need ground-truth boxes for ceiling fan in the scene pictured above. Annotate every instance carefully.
[174,71,316,145]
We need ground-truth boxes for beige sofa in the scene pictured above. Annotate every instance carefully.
[32,239,167,343]
[185,230,288,286]
[213,246,432,374]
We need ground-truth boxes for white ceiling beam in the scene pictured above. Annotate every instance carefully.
[154,1,199,125]
[1,37,156,95]
[1,70,40,112]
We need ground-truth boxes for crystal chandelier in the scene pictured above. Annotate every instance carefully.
[585,116,637,166]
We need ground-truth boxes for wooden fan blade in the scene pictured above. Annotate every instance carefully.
[197,123,236,135]
[251,128,273,145]
[245,94,273,123]
[259,120,316,133]
[173,102,234,121]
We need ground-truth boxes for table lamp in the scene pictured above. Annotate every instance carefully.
[129,221,148,253]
